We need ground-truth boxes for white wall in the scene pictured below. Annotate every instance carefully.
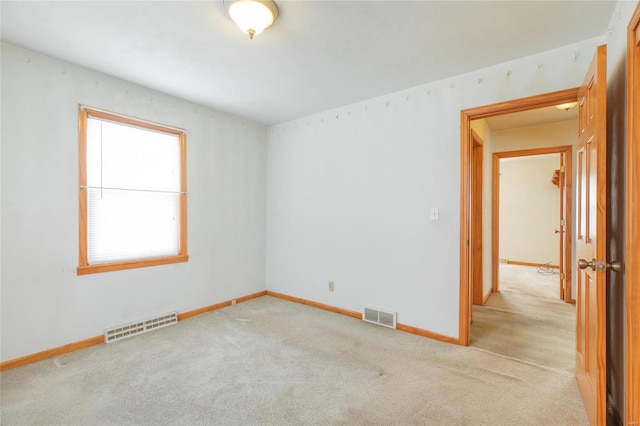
[266,37,602,339]
[499,154,560,264]
[0,43,267,362]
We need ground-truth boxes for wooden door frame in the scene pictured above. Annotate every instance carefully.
[471,130,485,306]
[625,3,640,423]
[559,152,568,301]
[491,147,572,301]
[459,87,579,346]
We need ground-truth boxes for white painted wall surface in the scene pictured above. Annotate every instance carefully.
[0,43,267,362]
[499,154,561,265]
[266,37,602,339]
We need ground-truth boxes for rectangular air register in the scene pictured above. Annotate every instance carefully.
[104,312,178,343]
[363,305,397,329]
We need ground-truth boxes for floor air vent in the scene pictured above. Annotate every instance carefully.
[363,305,397,329]
[104,312,178,343]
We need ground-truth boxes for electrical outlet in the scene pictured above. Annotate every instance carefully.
[329,281,334,292]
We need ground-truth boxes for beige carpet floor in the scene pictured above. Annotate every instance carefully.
[499,263,561,299]
[1,296,587,425]
[471,264,576,372]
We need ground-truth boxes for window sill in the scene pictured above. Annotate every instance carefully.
[77,255,189,275]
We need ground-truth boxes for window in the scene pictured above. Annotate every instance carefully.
[78,106,188,275]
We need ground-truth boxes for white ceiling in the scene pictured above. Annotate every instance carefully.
[0,1,617,126]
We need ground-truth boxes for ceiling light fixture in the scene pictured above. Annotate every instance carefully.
[555,102,578,111]
[225,0,279,40]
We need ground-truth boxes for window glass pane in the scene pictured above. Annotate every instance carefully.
[84,115,183,266]
[87,189,180,264]
[86,118,180,192]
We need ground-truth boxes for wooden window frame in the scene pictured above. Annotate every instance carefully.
[77,106,188,275]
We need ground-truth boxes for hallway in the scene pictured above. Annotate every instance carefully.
[470,264,576,372]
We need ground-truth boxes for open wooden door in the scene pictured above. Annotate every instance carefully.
[575,44,607,425]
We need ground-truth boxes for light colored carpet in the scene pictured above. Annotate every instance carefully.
[1,296,588,425]
[499,263,560,299]
[471,264,576,372]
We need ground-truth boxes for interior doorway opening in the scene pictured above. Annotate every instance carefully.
[492,147,574,304]
[459,88,580,347]
[497,153,562,286]
[468,140,576,371]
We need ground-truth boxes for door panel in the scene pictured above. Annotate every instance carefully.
[575,45,607,426]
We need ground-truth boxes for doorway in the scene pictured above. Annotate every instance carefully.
[470,146,576,371]
[458,88,579,346]
[492,147,573,303]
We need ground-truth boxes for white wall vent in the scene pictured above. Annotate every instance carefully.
[104,312,178,343]
[363,305,397,329]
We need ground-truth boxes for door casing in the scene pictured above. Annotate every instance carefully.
[459,88,579,346]
[471,130,485,306]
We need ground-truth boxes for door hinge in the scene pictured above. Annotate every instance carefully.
[560,273,565,280]
[560,165,566,173]
[560,219,566,227]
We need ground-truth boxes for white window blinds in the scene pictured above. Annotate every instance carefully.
[85,117,182,264]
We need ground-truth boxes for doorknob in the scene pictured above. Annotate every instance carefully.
[578,258,596,271]
[596,260,623,272]
[608,261,623,272]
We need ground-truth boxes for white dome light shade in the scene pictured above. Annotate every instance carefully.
[226,0,279,39]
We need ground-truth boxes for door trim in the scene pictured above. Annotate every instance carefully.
[491,147,572,300]
[459,88,579,346]
[626,2,640,423]
[471,130,485,306]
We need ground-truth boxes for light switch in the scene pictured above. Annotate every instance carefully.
[430,208,439,220]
